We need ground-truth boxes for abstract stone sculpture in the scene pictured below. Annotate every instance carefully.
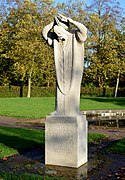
[42,13,87,116]
[42,14,87,168]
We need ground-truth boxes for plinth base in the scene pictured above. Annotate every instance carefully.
[45,115,87,168]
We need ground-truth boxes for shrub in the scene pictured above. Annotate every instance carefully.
[1,85,125,97]
[81,87,115,97]
[0,86,55,98]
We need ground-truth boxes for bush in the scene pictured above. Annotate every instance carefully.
[81,87,104,97]
[117,88,125,97]
[31,86,55,97]
[1,85,125,98]
[81,87,125,97]
[81,87,115,97]
[0,86,55,98]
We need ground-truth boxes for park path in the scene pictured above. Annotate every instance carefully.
[0,116,45,129]
[89,126,125,140]
[0,115,125,179]
[0,115,125,139]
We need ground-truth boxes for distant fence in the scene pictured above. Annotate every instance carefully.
[0,86,125,97]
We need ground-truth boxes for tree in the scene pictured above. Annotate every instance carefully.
[84,0,124,92]
[114,22,125,97]
[0,0,125,95]
[0,1,15,86]
[1,0,56,97]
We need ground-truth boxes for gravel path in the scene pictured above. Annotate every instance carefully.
[89,126,125,140]
[0,116,45,129]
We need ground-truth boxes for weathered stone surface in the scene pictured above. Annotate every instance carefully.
[45,115,87,168]
[42,13,87,116]
[42,13,87,168]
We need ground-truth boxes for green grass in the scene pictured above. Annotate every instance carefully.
[88,132,106,143]
[0,97,125,119]
[0,126,44,158]
[0,172,65,180]
[0,173,44,180]
[107,138,125,154]
[80,97,125,110]
[0,97,54,118]
[0,126,105,159]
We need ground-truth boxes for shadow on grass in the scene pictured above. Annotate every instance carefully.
[82,97,125,107]
[0,127,45,158]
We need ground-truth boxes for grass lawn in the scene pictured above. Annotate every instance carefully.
[80,97,125,110]
[0,126,124,179]
[88,132,105,143]
[0,97,125,118]
[107,137,125,154]
[0,97,124,179]
[0,97,54,118]
[0,126,44,158]
[0,127,124,161]
[0,126,106,159]
[0,127,106,180]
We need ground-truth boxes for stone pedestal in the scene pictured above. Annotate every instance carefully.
[45,163,88,179]
[45,115,87,168]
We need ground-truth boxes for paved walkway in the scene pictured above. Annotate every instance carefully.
[0,116,44,129]
[0,116,125,139]
[89,126,125,140]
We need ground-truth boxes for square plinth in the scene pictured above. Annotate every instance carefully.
[45,115,87,168]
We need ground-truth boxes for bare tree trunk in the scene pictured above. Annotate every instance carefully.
[27,72,32,98]
[114,70,120,98]
[20,76,24,97]
[47,80,50,87]
[20,79,23,97]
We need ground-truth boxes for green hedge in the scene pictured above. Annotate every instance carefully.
[81,87,115,97]
[0,85,125,97]
[0,86,55,98]
[81,87,125,97]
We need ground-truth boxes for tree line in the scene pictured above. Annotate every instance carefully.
[0,0,125,97]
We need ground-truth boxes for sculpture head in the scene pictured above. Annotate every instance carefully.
[54,14,70,41]
[54,14,69,30]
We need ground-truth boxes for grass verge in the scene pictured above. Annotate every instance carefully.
[0,126,106,159]
[88,132,106,143]
[80,97,125,110]
[107,138,125,154]
[0,97,54,118]
[0,97,125,118]
[0,126,44,158]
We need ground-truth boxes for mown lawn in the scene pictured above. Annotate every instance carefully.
[0,126,124,179]
[0,97,125,118]
[0,97,125,179]
[88,132,106,143]
[0,97,54,118]
[107,138,125,154]
[80,97,125,110]
[0,126,107,159]
[0,126,124,159]
[0,126,44,159]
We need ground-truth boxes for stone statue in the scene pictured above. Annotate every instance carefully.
[42,14,87,116]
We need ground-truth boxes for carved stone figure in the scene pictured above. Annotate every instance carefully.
[42,14,87,116]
